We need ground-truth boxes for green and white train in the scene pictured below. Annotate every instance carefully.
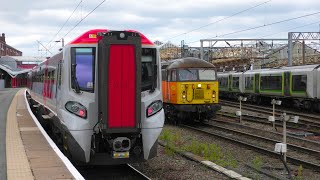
[217,64,320,111]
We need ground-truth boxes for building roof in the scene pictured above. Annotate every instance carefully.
[6,56,45,62]
[0,56,32,77]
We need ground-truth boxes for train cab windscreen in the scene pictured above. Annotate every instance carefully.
[141,48,157,92]
[71,47,95,93]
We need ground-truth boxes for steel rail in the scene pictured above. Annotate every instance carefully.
[181,124,320,171]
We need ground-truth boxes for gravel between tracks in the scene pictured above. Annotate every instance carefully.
[160,124,320,180]
[130,144,230,180]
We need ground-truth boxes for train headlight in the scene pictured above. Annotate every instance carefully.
[182,95,186,99]
[146,100,163,117]
[197,84,201,88]
[65,101,87,119]
[212,91,216,100]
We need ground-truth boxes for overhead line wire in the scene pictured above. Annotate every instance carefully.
[63,0,107,38]
[49,0,107,50]
[260,19,320,38]
[186,11,320,45]
[45,0,83,48]
[163,0,272,42]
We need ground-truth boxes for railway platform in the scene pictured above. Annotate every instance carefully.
[5,89,83,180]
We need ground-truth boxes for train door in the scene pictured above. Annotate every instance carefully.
[228,74,232,91]
[254,74,259,93]
[284,71,290,96]
[98,31,141,132]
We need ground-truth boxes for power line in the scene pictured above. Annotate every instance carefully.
[63,0,107,38]
[186,11,320,45]
[45,0,83,48]
[163,0,272,42]
[260,19,320,38]
[49,0,107,51]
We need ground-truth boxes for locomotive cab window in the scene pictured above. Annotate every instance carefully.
[199,69,216,80]
[292,75,307,92]
[141,48,157,92]
[178,69,197,81]
[71,47,95,93]
[161,69,166,81]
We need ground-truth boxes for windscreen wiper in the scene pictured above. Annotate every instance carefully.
[71,64,81,94]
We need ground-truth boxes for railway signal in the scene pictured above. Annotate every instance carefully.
[269,99,282,131]
[236,96,247,123]
[274,113,299,163]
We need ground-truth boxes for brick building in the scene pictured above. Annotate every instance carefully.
[0,33,22,56]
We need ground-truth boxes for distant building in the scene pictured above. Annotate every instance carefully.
[260,41,320,68]
[0,33,22,56]
[0,56,43,88]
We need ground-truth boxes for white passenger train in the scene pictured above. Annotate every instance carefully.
[218,64,320,111]
[27,29,164,165]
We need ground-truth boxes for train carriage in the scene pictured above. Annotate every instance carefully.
[28,29,164,165]
[161,57,221,123]
[217,64,320,111]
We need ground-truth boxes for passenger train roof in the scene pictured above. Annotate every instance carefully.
[165,57,215,70]
[280,64,320,71]
[68,29,154,45]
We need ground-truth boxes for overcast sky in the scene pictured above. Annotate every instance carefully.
[1,0,320,57]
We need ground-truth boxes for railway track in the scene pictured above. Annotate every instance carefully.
[211,118,320,151]
[219,110,320,136]
[220,100,320,134]
[77,164,150,180]
[181,122,320,171]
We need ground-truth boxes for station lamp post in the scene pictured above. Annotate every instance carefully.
[55,38,65,47]
[269,99,282,130]
[236,96,247,123]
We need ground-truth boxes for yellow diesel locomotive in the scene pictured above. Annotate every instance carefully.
[161,57,221,123]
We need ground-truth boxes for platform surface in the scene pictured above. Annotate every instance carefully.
[6,89,76,180]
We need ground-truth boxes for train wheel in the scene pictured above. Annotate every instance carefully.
[315,102,320,112]
[303,101,312,110]
[256,96,262,105]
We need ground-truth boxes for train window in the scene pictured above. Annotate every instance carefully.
[178,69,197,81]
[58,59,63,89]
[245,76,254,90]
[199,69,216,80]
[171,69,177,81]
[232,77,239,89]
[141,48,157,91]
[292,75,307,92]
[219,77,228,87]
[71,47,95,93]
[260,75,282,91]
[161,70,166,81]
